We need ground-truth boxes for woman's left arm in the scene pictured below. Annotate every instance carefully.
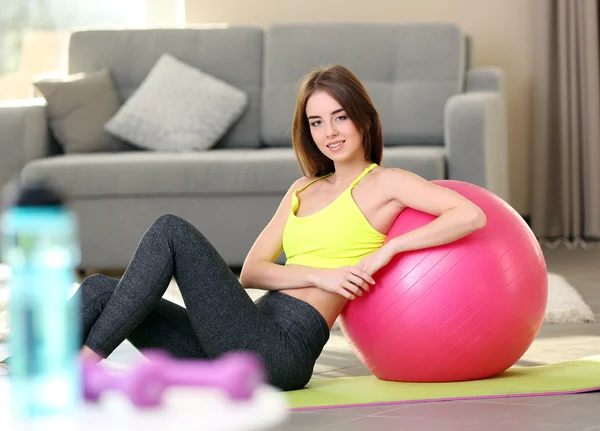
[383,168,487,254]
[356,168,487,275]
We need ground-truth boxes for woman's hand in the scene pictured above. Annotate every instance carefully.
[355,245,396,277]
[310,267,375,300]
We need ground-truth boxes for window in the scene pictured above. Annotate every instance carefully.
[0,0,183,101]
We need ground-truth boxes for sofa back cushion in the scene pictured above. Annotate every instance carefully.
[261,22,466,147]
[68,27,263,149]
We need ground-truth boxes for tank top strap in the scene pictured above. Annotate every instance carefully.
[350,163,378,189]
[294,172,334,194]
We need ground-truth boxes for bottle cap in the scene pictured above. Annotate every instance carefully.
[2,177,65,209]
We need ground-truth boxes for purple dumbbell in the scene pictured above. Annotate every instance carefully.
[82,350,266,408]
[141,349,267,400]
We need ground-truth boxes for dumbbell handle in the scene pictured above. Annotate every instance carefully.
[160,362,248,386]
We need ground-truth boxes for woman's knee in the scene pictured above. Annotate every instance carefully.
[153,214,185,229]
[151,214,189,235]
[151,214,201,240]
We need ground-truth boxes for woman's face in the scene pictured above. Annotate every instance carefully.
[305,90,364,163]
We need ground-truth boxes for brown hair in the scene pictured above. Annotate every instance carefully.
[291,64,383,177]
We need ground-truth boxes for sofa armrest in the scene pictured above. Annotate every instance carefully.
[0,98,51,191]
[465,67,505,94]
[444,91,509,203]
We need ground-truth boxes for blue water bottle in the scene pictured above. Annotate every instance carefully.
[1,179,82,418]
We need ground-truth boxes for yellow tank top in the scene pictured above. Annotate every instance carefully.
[282,163,386,269]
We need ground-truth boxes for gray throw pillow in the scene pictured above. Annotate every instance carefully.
[33,69,135,153]
[105,54,248,152]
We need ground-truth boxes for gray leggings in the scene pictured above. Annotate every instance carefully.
[77,214,329,391]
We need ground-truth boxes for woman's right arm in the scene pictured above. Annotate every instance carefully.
[239,178,374,299]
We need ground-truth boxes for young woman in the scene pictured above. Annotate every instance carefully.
[0,65,486,390]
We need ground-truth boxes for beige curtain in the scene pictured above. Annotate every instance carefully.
[530,0,600,242]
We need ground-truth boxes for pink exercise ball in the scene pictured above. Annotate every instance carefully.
[340,180,548,383]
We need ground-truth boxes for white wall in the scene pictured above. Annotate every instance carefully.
[147,0,186,27]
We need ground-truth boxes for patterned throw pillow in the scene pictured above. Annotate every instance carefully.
[105,54,248,151]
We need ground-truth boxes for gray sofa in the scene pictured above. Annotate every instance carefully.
[0,22,508,271]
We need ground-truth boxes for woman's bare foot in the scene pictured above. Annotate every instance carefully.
[80,346,103,364]
[0,363,8,375]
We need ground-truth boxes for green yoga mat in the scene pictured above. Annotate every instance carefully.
[286,356,600,411]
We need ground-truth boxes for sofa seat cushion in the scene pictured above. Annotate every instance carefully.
[21,147,446,199]
[21,149,302,198]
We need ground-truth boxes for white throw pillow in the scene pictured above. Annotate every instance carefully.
[105,54,248,151]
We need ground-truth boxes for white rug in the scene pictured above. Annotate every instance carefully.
[544,273,596,324]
